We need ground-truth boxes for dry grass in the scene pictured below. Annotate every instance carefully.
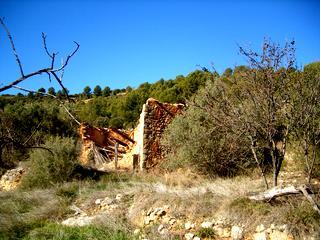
[2,157,319,239]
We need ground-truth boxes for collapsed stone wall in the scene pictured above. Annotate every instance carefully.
[139,98,184,170]
[79,98,184,171]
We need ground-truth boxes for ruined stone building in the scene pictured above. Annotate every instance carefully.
[79,98,184,171]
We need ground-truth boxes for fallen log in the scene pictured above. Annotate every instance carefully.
[248,185,301,201]
[249,184,320,214]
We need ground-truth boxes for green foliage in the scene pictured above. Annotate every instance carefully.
[196,227,216,239]
[230,197,272,216]
[161,80,254,176]
[23,223,131,240]
[75,70,209,129]
[20,136,79,189]
[102,86,111,97]
[47,87,56,96]
[83,86,91,98]
[93,85,102,97]
[0,98,77,173]
[55,182,79,202]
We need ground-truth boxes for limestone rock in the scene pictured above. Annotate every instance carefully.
[256,224,266,233]
[133,229,140,235]
[102,197,114,205]
[213,226,231,238]
[184,232,194,240]
[169,218,176,225]
[231,225,244,240]
[0,166,25,191]
[115,193,123,201]
[157,224,168,235]
[253,231,267,240]
[95,199,102,205]
[201,221,214,228]
[185,221,195,230]
[61,216,95,227]
[269,230,291,240]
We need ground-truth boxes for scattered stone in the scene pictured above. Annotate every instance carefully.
[95,199,102,205]
[149,212,157,221]
[185,221,195,230]
[278,224,288,232]
[115,194,123,201]
[269,230,290,240]
[184,232,194,240]
[155,207,166,217]
[253,231,267,240]
[133,229,140,235]
[157,224,168,235]
[70,204,86,216]
[169,218,176,225]
[146,208,153,216]
[144,217,152,225]
[102,197,114,205]
[201,221,213,228]
[255,224,265,233]
[213,225,231,238]
[193,237,200,240]
[61,216,95,227]
[215,219,224,226]
[163,204,170,210]
[231,225,244,240]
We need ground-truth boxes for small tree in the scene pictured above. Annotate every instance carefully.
[102,86,111,97]
[237,39,296,187]
[36,87,46,97]
[93,85,102,97]
[83,86,91,98]
[48,87,56,96]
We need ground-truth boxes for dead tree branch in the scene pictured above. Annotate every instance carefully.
[249,184,320,214]
[0,18,79,101]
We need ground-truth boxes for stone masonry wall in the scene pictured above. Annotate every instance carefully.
[140,98,184,170]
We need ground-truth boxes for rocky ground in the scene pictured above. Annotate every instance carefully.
[0,166,319,240]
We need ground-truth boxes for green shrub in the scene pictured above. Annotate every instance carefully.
[21,136,79,189]
[196,227,216,239]
[161,80,254,177]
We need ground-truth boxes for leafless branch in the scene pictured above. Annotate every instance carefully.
[0,18,80,101]
[0,18,24,77]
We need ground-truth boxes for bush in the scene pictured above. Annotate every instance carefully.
[161,80,254,177]
[21,136,79,189]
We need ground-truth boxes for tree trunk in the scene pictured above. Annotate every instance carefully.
[250,137,269,189]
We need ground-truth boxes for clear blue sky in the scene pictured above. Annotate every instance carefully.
[0,0,319,94]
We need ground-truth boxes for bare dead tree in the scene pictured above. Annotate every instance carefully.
[237,38,296,187]
[0,18,79,100]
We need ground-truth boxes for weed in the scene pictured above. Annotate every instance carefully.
[55,182,79,202]
[230,197,272,216]
[23,223,132,240]
[196,227,216,239]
